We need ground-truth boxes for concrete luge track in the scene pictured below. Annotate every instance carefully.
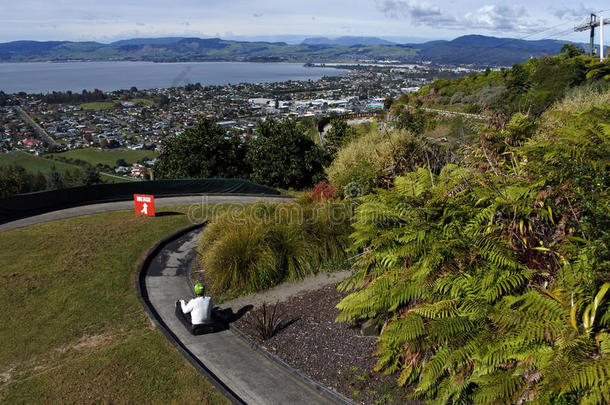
[138,225,343,405]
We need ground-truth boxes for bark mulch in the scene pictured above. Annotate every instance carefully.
[234,282,416,405]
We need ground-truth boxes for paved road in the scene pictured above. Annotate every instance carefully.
[15,105,59,147]
[0,194,290,233]
[144,229,341,405]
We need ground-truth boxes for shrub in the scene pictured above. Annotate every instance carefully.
[301,200,352,267]
[335,103,610,404]
[326,128,405,194]
[449,91,464,104]
[310,180,338,202]
[266,223,313,280]
[198,199,352,295]
[199,222,277,292]
[326,127,453,195]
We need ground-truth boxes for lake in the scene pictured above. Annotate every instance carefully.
[0,62,347,94]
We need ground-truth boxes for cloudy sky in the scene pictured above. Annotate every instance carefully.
[1,1,607,43]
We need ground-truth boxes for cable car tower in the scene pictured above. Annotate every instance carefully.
[575,13,609,59]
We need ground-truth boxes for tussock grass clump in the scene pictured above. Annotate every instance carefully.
[201,223,277,292]
[326,127,452,195]
[198,199,352,294]
[552,80,610,113]
[326,128,406,194]
[540,80,610,131]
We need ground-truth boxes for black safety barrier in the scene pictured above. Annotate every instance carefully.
[0,178,281,225]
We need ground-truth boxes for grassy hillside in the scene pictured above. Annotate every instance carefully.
[411,53,609,116]
[0,151,80,174]
[0,206,230,404]
[0,151,130,183]
[49,148,158,169]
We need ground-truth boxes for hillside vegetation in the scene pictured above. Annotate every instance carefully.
[333,54,610,404]
[413,51,610,116]
[0,152,126,197]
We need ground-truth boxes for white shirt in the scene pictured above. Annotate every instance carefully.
[181,296,212,325]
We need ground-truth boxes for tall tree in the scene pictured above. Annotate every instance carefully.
[247,118,330,189]
[154,119,250,179]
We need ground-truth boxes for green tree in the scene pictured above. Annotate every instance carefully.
[82,165,101,186]
[154,118,250,179]
[394,106,433,135]
[247,118,330,189]
[46,166,64,190]
[561,43,585,58]
[325,119,357,153]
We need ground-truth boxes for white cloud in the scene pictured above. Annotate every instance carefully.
[375,1,544,34]
[0,0,605,42]
[463,5,535,31]
[375,0,450,21]
[553,3,597,22]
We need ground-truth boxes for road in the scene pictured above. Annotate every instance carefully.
[15,106,59,147]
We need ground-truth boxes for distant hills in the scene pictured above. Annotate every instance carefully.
[110,37,188,46]
[301,36,396,46]
[0,35,578,66]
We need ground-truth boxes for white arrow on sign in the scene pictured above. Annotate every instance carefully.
[141,203,148,215]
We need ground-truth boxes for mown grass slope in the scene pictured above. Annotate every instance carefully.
[0,151,130,183]
[49,148,158,168]
[0,207,229,404]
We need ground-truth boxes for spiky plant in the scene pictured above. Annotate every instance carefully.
[245,302,284,340]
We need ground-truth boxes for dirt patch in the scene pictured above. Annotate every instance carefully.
[72,333,114,352]
[0,368,14,384]
[234,283,415,405]
[53,332,114,355]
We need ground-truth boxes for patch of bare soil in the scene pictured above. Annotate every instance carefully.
[234,283,415,405]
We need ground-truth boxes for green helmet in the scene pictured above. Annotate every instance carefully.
[194,283,205,295]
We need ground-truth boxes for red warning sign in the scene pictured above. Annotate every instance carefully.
[134,194,155,217]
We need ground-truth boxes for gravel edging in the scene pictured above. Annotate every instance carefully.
[229,324,357,405]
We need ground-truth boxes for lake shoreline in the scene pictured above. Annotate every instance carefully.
[0,61,348,94]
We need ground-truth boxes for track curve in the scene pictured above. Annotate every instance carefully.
[137,224,343,405]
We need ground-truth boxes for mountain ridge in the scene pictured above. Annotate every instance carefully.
[0,35,581,66]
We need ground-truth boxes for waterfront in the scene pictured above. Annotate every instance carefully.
[0,61,347,94]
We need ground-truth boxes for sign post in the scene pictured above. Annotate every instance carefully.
[133,194,155,217]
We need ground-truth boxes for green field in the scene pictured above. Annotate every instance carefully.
[0,151,131,184]
[0,206,230,404]
[131,98,155,106]
[0,152,80,174]
[49,148,158,168]
[78,101,119,110]
[79,98,154,110]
